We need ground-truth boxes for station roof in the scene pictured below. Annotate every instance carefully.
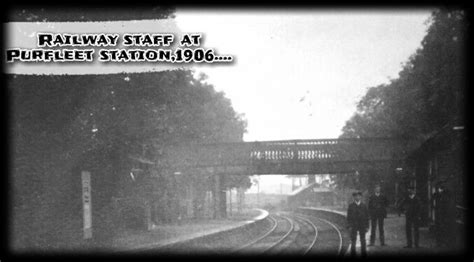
[289,182,334,196]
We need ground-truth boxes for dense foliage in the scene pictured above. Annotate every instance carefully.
[341,10,465,140]
[334,9,466,191]
[10,69,249,249]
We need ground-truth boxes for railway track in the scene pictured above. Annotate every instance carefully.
[233,214,294,254]
[141,211,346,255]
[234,212,345,256]
[301,214,344,255]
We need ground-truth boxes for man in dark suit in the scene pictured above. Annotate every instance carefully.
[347,191,369,257]
[433,181,456,248]
[400,186,422,248]
[368,184,389,246]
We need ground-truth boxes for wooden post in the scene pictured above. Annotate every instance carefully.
[220,175,227,218]
[214,174,221,219]
[187,183,194,218]
[81,171,92,240]
[237,187,242,213]
[238,187,245,212]
[145,200,152,230]
[228,189,232,217]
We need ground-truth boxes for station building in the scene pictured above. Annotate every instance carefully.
[287,182,336,209]
[401,123,466,248]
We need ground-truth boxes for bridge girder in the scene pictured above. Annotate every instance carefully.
[163,138,412,175]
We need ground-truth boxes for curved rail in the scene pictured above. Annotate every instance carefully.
[312,216,343,255]
[233,215,279,252]
[261,214,295,253]
[235,213,295,254]
[234,212,343,255]
[292,214,319,255]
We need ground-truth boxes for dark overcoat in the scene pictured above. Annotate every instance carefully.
[347,202,370,230]
[368,194,389,218]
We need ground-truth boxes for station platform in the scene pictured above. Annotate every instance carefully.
[300,206,460,257]
[111,209,267,252]
[347,213,439,257]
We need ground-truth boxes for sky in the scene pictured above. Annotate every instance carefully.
[175,9,433,194]
[6,10,434,194]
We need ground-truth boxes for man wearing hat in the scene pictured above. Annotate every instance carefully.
[347,191,369,257]
[400,186,421,248]
[368,184,389,246]
[433,181,455,248]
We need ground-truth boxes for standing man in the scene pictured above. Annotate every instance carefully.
[368,184,389,246]
[400,186,422,248]
[347,191,369,257]
[433,181,455,248]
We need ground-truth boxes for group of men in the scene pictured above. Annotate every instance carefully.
[346,183,452,257]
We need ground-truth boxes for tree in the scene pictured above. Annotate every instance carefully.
[336,9,466,191]
[10,69,249,248]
